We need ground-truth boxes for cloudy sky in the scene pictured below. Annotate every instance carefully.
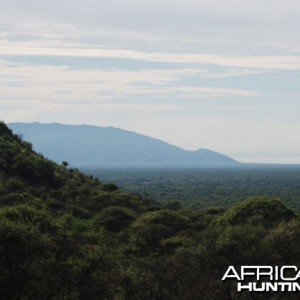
[1,0,300,163]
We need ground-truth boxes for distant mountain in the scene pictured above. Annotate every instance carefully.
[8,122,238,167]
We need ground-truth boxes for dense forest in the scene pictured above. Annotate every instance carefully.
[87,167,300,210]
[1,121,300,300]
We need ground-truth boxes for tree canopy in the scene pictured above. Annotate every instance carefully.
[0,121,299,300]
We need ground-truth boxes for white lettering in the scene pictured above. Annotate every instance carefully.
[265,282,277,291]
[257,266,273,281]
[277,282,292,292]
[241,266,256,280]
[237,282,253,292]
[252,282,265,292]
[281,266,298,281]
[222,266,241,281]
[293,282,300,291]
[223,266,300,293]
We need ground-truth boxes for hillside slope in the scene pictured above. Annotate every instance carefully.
[9,122,237,167]
[0,122,155,216]
[0,121,298,300]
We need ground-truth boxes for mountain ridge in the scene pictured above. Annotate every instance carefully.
[8,122,238,167]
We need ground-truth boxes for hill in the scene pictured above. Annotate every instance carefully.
[0,121,156,216]
[8,122,237,167]
[0,121,299,300]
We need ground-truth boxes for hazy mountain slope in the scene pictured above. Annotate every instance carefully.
[0,121,155,215]
[8,122,238,167]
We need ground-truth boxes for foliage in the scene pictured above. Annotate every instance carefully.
[88,167,300,210]
[1,121,300,299]
[216,196,296,228]
[93,206,137,232]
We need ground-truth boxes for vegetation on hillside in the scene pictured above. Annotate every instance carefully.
[1,121,300,300]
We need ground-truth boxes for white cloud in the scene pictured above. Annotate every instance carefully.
[0,60,258,104]
[1,38,300,71]
[0,0,299,60]
[0,0,300,163]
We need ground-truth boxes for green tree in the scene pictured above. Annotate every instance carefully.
[93,206,136,232]
[217,196,296,228]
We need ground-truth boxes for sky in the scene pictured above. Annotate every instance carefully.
[0,0,300,163]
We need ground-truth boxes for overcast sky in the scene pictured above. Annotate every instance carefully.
[1,0,300,163]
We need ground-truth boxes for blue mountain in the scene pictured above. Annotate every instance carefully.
[8,123,238,167]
